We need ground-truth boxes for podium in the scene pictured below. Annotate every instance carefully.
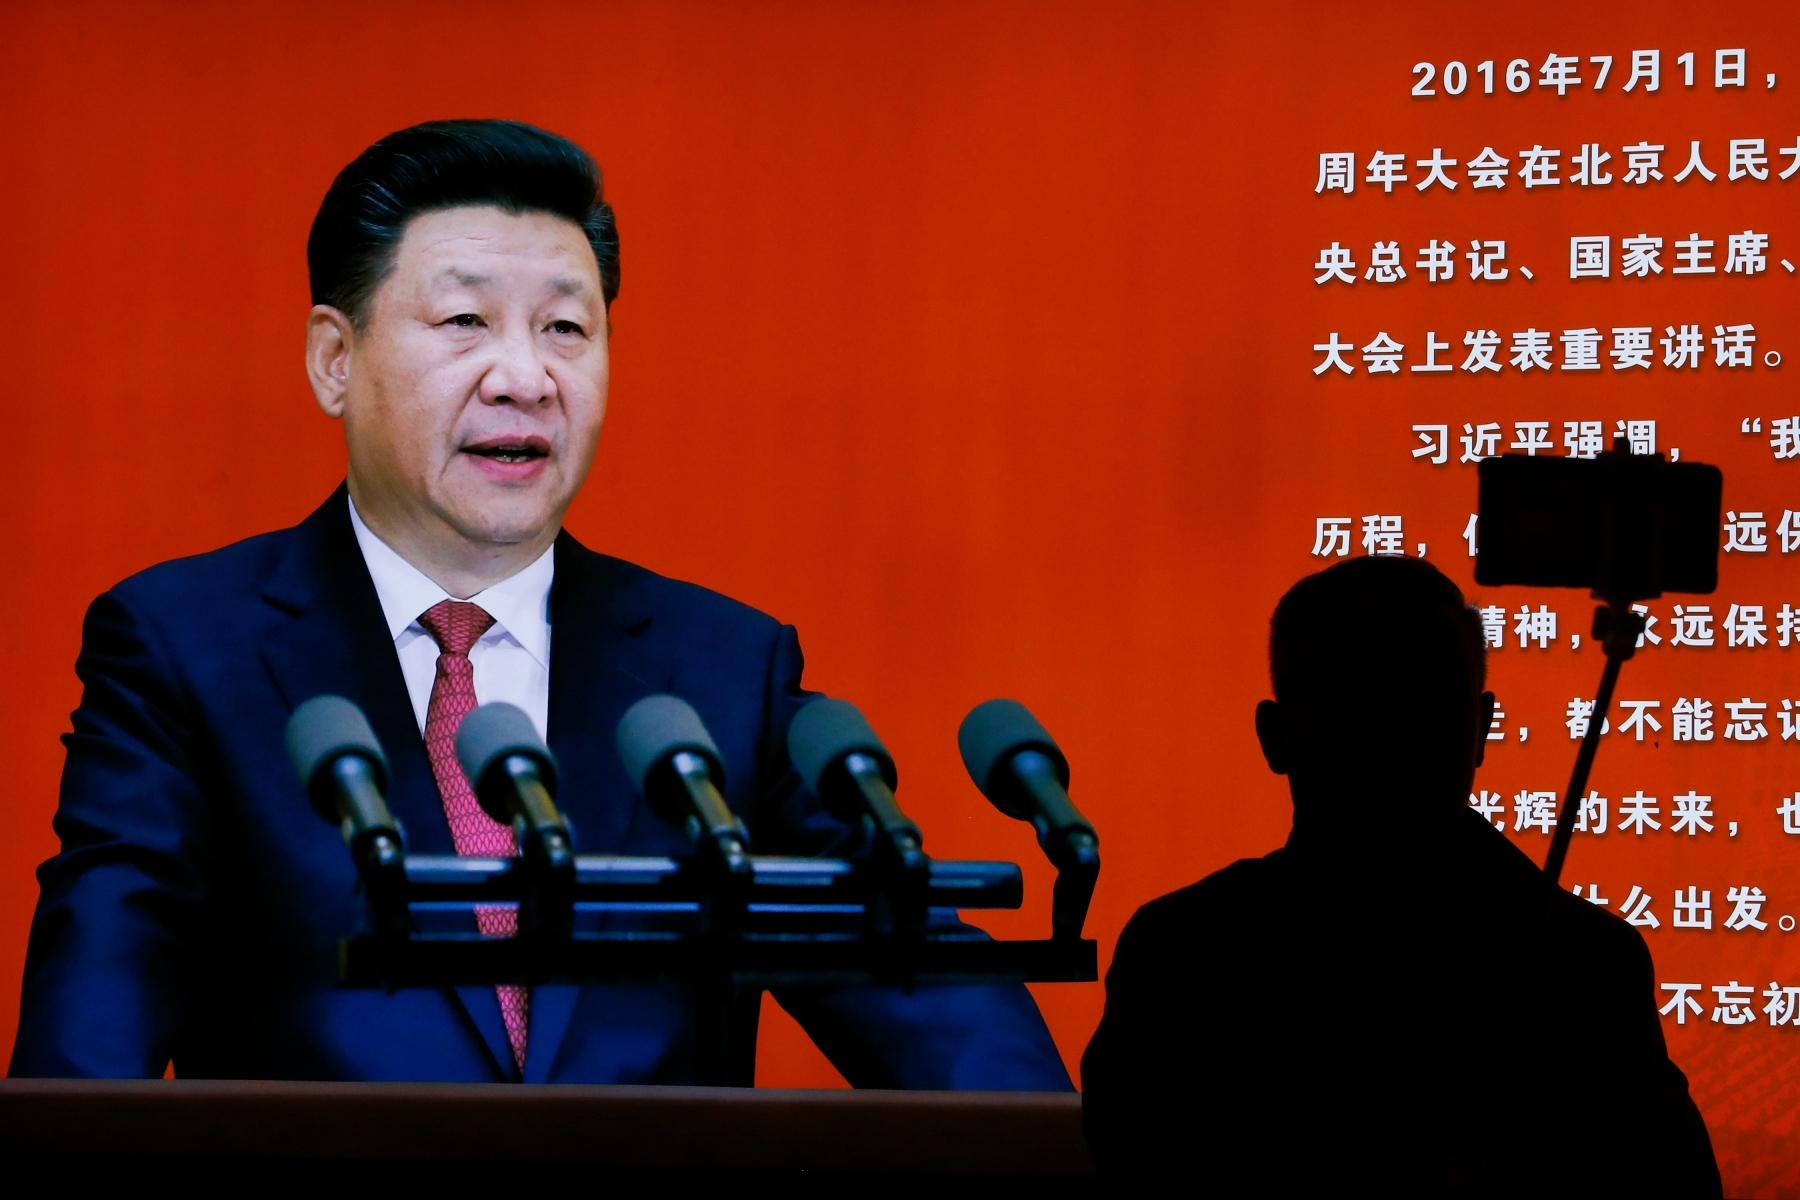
[0,1079,1095,1186]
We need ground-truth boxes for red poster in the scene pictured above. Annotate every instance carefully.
[0,2,1795,1191]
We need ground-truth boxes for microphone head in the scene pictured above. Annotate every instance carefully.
[957,698,1070,821]
[286,695,389,823]
[455,702,558,824]
[616,695,726,821]
[786,698,897,821]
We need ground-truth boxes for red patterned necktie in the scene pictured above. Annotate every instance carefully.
[417,599,529,1077]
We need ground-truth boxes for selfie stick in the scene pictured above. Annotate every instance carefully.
[1542,602,1646,886]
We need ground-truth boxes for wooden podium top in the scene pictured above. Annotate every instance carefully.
[0,1079,1093,1181]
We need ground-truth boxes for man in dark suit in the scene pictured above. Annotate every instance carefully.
[9,120,1070,1088]
[1081,557,1719,1195]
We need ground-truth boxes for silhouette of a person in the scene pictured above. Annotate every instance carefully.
[1081,557,1720,1197]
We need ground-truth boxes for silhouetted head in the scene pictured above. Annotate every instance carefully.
[1256,557,1494,829]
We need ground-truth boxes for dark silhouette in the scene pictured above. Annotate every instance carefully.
[1081,557,1720,1197]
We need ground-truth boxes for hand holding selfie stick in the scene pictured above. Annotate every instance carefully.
[1476,440,1722,887]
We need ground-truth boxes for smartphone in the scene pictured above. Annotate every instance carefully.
[1475,453,1722,599]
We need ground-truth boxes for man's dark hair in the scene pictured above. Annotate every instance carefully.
[307,119,619,327]
[1270,556,1486,715]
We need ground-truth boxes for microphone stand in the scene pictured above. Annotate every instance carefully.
[1542,601,1646,886]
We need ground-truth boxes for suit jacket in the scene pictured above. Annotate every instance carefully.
[1081,807,1720,1197]
[10,488,1071,1088]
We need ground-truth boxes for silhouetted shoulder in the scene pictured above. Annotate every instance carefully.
[1546,864,1659,982]
[1130,854,1279,920]
[1111,852,1290,966]
[1459,808,1655,975]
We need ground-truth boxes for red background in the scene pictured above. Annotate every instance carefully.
[1,2,1795,1193]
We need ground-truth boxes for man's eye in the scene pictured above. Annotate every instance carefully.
[549,320,586,336]
[446,313,483,328]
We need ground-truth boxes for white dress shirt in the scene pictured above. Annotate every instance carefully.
[348,497,554,739]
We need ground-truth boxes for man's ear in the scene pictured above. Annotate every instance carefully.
[1255,699,1288,776]
[305,305,356,419]
[1474,690,1497,768]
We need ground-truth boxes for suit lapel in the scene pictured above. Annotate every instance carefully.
[257,502,672,1083]
[546,531,665,854]
[526,533,669,1081]
[521,985,579,1084]
[257,487,514,1079]
[453,986,519,1082]
[257,487,448,852]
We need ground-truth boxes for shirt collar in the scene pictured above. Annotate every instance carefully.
[348,495,555,670]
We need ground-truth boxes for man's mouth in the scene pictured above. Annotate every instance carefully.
[463,437,551,465]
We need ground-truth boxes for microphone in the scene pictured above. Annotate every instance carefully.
[958,699,1100,938]
[787,698,925,870]
[285,695,407,934]
[455,702,570,848]
[616,695,750,874]
[455,702,575,934]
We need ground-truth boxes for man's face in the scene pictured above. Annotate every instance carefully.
[318,205,609,550]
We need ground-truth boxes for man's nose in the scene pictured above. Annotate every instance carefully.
[478,323,556,407]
